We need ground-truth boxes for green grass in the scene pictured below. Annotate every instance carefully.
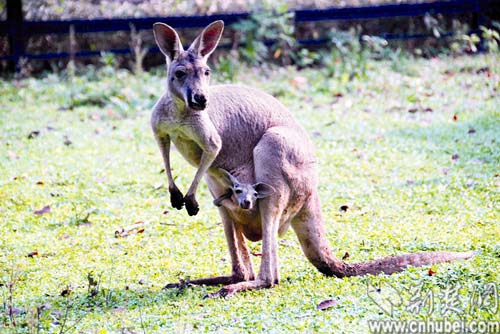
[0,54,499,333]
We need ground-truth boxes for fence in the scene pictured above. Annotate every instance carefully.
[0,0,493,70]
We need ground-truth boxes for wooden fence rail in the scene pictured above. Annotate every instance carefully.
[0,0,492,70]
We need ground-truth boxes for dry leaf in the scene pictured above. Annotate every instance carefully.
[115,221,146,238]
[273,48,282,59]
[8,151,19,160]
[317,299,337,311]
[63,136,72,146]
[27,251,39,258]
[342,252,350,260]
[60,288,72,297]
[28,130,40,139]
[34,205,51,215]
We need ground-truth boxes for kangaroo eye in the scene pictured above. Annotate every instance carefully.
[175,70,186,79]
[204,69,210,76]
[235,189,242,194]
[253,192,258,197]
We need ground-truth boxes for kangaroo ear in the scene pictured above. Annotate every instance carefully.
[219,168,238,187]
[188,20,224,58]
[153,23,183,61]
[254,183,275,199]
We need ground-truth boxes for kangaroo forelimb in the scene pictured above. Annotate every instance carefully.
[213,189,232,207]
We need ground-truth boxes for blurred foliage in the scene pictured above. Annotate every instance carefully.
[13,0,449,20]
[233,2,296,66]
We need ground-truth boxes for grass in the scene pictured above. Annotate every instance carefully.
[0,53,499,333]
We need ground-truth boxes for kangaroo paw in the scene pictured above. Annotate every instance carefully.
[169,186,184,210]
[184,194,199,216]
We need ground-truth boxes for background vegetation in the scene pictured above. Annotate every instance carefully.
[1,38,499,331]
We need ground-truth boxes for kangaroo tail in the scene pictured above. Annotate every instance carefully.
[318,251,476,278]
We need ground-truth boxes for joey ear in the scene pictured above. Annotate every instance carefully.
[153,23,183,61]
[188,20,224,58]
[254,183,275,199]
[218,168,239,187]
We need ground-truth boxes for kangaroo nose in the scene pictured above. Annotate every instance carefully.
[241,200,251,209]
[193,93,207,105]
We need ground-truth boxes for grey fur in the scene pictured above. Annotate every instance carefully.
[152,21,475,298]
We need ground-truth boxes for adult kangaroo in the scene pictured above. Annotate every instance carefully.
[151,21,474,297]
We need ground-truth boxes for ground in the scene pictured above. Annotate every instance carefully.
[0,54,499,333]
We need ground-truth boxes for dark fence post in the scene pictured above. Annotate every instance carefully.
[7,0,24,71]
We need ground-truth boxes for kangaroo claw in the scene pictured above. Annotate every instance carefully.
[184,194,199,216]
[169,187,184,210]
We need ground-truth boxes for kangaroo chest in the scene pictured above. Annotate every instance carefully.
[170,133,203,167]
[157,116,204,167]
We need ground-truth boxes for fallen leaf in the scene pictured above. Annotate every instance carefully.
[311,130,322,138]
[273,48,282,59]
[115,221,146,238]
[34,205,51,215]
[28,130,40,139]
[476,66,489,74]
[468,128,476,134]
[251,252,263,257]
[452,114,458,121]
[60,288,72,297]
[36,181,44,185]
[342,252,350,260]
[9,307,24,316]
[317,299,337,311]
[8,151,19,160]
[451,154,459,161]
[340,205,349,212]
[290,76,307,88]
[63,136,72,146]
[408,108,418,113]
[27,251,39,258]
[163,210,169,215]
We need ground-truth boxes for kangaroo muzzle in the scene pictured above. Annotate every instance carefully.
[187,89,207,110]
[238,198,252,210]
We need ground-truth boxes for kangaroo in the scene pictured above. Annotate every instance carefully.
[151,20,475,298]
